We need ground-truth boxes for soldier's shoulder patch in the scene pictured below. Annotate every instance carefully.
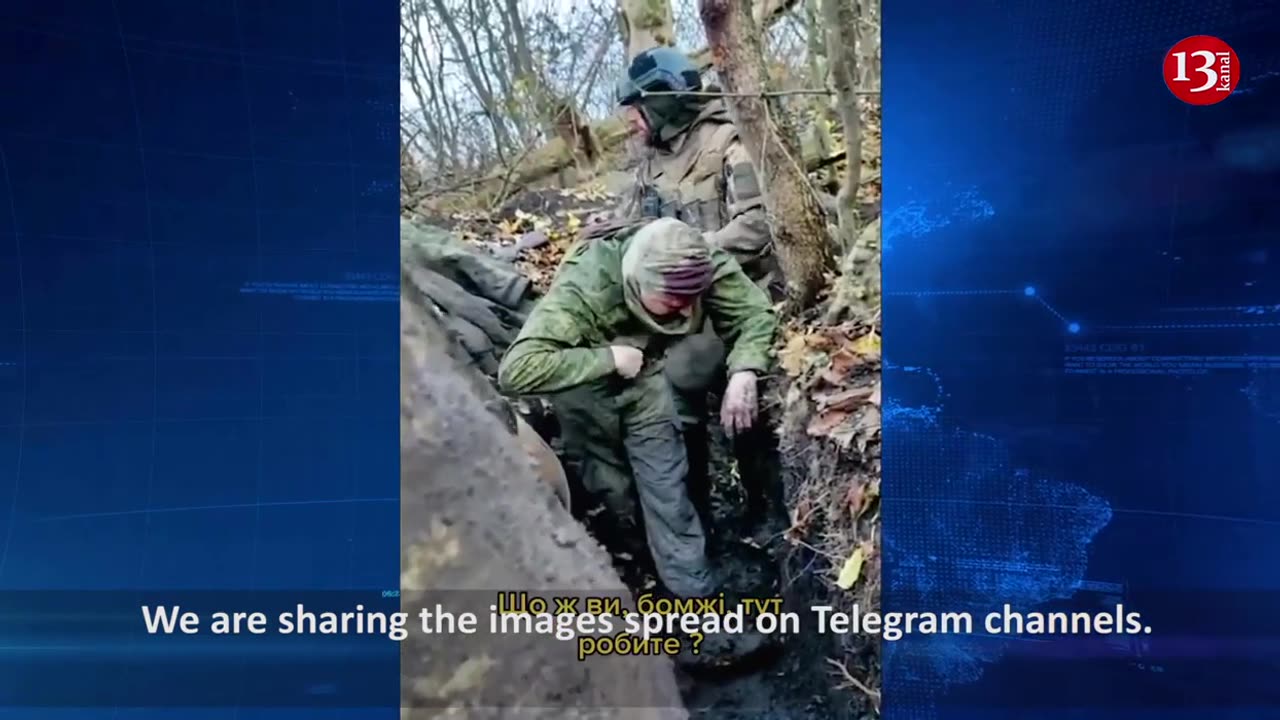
[728,161,761,200]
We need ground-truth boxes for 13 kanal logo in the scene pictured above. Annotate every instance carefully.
[1163,35,1239,105]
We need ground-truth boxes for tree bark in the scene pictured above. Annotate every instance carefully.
[621,1,786,71]
[822,0,860,250]
[618,0,676,60]
[822,0,880,324]
[699,0,834,309]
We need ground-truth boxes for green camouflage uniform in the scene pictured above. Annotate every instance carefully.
[498,222,776,597]
[614,98,780,415]
[618,96,786,539]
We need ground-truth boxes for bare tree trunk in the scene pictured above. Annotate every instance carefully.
[498,0,554,137]
[822,0,860,250]
[618,0,675,60]
[857,0,881,92]
[481,14,529,141]
[822,0,880,325]
[699,0,834,309]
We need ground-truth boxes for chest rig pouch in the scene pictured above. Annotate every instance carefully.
[637,122,737,233]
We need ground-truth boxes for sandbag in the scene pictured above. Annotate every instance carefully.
[401,220,572,511]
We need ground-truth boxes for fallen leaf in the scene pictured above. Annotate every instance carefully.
[829,422,857,449]
[806,408,851,438]
[823,349,859,381]
[794,497,811,522]
[853,479,879,519]
[814,386,874,412]
[786,498,815,541]
[778,332,813,377]
[845,484,864,516]
[807,333,837,352]
[497,218,521,237]
[869,383,881,407]
[856,405,881,432]
[836,547,864,590]
[850,331,881,357]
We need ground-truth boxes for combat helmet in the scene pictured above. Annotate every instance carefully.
[615,46,706,142]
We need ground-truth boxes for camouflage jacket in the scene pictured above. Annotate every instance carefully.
[497,225,777,396]
[615,100,777,291]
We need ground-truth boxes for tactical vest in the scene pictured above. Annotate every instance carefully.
[635,120,739,233]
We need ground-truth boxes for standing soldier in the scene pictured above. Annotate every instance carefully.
[612,46,778,294]
[609,46,784,541]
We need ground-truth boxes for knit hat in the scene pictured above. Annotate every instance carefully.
[621,218,715,333]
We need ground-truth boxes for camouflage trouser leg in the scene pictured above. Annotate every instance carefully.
[552,373,716,598]
[619,372,716,598]
[551,382,641,553]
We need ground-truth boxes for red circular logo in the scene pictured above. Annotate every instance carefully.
[1163,35,1240,105]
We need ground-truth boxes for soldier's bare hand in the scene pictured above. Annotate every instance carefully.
[720,371,758,436]
[609,346,644,379]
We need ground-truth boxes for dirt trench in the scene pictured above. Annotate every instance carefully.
[537,396,861,720]
[401,297,687,718]
[400,207,865,718]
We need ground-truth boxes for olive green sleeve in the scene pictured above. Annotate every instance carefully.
[702,248,777,375]
[497,280,616,395]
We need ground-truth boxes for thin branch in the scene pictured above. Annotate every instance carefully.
[637,88,879,98]
[825,657,881,713]
[487,31,615,209]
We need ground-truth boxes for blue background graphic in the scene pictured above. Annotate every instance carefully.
[0,0,400,713]
[883,0,1280,717]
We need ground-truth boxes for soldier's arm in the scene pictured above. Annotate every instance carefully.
[497,278,616,396]
[704,141,772,265]
[701,247,778,375]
